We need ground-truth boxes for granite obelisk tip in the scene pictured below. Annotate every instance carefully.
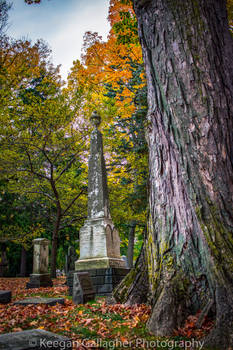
[90,111,101,128]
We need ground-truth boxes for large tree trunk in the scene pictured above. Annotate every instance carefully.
[114,242,149,304]
[129,0,233,348]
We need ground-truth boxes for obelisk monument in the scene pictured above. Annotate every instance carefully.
[75,111,126,270]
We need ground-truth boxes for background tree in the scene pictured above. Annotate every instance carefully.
[0,32,89,277]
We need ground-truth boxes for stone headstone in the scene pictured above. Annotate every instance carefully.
[72,272,95,304]
[26,238,53,289]
[65,246,77,274]
[0,244,9,277]
[75,112,126,271]
[121,255,128,268]
[0,329,72,349]
[14,297,64,306]
[0,290,11,304]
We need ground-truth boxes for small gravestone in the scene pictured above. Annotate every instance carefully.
[0,244,9,277]
[14,297,64,306]
[0,290,11,304]
[72,272,95,304]
[26,238,53,289]
[65,246,78,296]
[65,246,77,275]
[0,329,72,349]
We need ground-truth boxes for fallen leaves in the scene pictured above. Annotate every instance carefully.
[174,310,214,339]
[0,277,151,348]
[0,277,215,349]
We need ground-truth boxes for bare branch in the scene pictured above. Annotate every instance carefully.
[55,149,81,183]
[62,189,85,216]
[25,151,50,180]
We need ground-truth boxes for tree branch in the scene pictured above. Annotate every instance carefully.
[55,149,81,183]
[24,151,50,180]
[62,189,85,217]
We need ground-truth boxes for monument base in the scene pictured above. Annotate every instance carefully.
[26,273,53,289]
[75,257,126,270]
[67,268,130,296]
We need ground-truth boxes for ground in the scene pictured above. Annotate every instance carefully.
[0,278,214,349]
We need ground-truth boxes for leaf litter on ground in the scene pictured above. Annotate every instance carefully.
[0,278,214,349]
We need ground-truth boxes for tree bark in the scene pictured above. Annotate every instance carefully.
[130,0,233,347]
[114,243,149,304]
[50,204,62,278]
[127,221,136,268]
[20,246,27,277]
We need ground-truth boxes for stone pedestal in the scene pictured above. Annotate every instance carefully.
[75,218,126,271]
[26,274,53,289]
[26,238,53,289]
[68,268,130,296]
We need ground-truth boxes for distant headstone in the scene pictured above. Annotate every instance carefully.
[0,329,72,349]
[65,246,77,274]
[72,272,95,304]
[26,238,53,289]
[0,290,11,304]
[121,255,128,268]
[0,244,9,277]
[14,297,64,306]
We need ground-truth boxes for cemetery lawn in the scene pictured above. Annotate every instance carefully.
[0,278,213,349]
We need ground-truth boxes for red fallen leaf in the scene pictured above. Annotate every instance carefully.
[83,318,94,326]
[101,307,107,314]
[186,321,195,328]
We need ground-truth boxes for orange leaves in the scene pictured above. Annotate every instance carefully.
[0,38,52,96]
[0,277,215,350]
[0,277,152,345]
[108,0,135,28]
[174,310,214,339]
[67,0,144,116]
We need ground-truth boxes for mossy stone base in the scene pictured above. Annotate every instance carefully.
[75,257,126,270]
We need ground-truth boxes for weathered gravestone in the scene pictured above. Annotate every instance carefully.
[72,272,95,304]
[0,290,11,304]
[26,238,53,289]
[14,297,64,306]
[73,112,129,295]
[65,246,77,274]
[65,246,78,295]
[0,329,72,349]
[0,243,9,277]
